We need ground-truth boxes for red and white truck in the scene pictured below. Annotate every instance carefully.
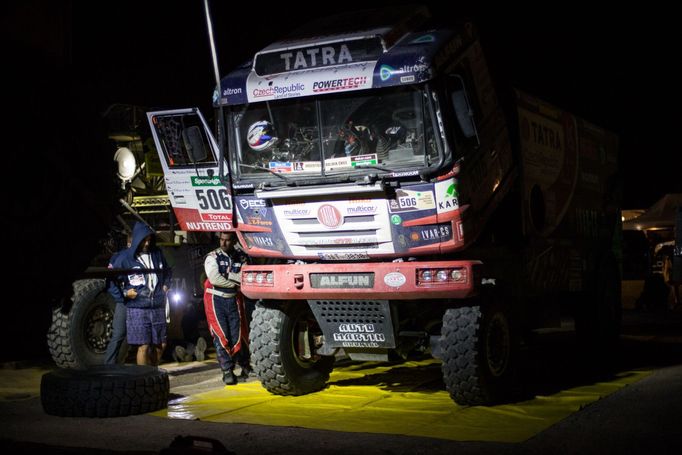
[148,5,620,405]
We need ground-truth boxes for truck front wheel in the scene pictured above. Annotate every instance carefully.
[250,302,334,396]
[440,305,518,406]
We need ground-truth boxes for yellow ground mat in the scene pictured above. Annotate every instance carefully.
[154,359,650,443]
[0,365,51,401]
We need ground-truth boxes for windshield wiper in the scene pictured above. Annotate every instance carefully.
[238,164,295,184]
[353,164,396,173]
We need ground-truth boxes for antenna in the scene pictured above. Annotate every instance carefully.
[203,0,221,90]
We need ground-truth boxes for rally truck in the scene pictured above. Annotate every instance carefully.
[147,5,620,405]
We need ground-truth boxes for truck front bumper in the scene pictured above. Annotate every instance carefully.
[240,260,481,300]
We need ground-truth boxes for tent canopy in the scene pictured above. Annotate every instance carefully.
[623,194,682,231]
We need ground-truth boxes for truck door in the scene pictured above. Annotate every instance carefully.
[147,108,234,232]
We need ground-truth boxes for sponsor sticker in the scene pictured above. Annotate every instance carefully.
[191,176,222,186]
[248,234,274,247]
[317,252,370,261]
[325,156,352,171]
[268,162,293,173]
[317,204,343,228]
[310,273,374,288]
[390,189,436,213]
[200,213,230,222]
[351,154,377,166]
[239,198,266,210]
[435,178,459,213]
[384,272,406,287]
[185,221,232,230]
[312,76,369,93]
[417,224,452,241]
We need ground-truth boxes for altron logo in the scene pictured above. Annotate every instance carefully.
[380,65,395,81]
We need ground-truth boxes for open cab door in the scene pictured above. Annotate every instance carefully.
[147,108,234,232]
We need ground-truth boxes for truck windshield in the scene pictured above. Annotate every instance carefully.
[231,85,439,181]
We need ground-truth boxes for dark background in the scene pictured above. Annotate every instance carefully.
[2,0,680,362]
[7,0,681,208]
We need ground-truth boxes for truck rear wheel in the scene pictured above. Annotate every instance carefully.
[47,279,126,368]
[440,305,518,406]
[250,302,334,396]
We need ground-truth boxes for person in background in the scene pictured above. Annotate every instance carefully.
[103,233,131,364]
[118,222,171,365]
[203,232,251,385]
[661,241,680,309]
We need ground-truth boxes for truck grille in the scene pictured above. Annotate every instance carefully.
[307,300,396,348]
[273,200,395,256]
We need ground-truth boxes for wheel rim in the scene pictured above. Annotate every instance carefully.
[486,312,510,377]
[290,314,322,369]
[84,303,113,353]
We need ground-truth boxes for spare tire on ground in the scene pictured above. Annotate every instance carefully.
[41,365,169,418]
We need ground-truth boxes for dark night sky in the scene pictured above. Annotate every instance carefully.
[9,1,682,208]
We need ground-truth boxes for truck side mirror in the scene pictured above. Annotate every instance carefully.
[182,126,208,163]
[449,75,480,146]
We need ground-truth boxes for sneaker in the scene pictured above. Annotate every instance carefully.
[222,371,238,385]
[195,337,207,361]
[173,345,187,363]
[238,364,255,380]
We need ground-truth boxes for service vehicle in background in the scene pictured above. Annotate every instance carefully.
[148,5,620,405]
[47,105,212,369]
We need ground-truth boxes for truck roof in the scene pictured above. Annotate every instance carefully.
[215,6,476,106]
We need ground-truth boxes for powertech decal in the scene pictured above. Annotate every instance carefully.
[312,76,368,93]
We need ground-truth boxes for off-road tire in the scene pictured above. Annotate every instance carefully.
[250,303,334,396]
[440,305,518,406]
[41,365,169,417]
[48,279,125,368]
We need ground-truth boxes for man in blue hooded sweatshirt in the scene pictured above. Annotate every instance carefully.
[118,222,171,365]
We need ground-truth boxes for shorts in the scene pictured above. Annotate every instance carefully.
[126,307,167,345]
